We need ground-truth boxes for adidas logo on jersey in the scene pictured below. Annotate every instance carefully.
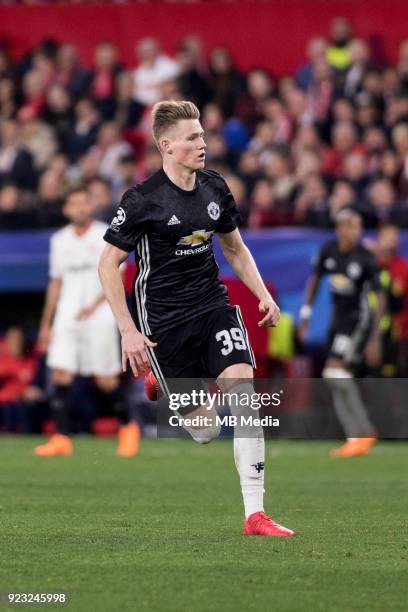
[167,215,181,225]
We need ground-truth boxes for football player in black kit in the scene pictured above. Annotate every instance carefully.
[99,100,294,537]
[299,208,385,457]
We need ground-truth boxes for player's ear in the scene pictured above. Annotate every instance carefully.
[161,138,172,155]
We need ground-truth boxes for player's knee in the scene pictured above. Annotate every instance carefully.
[322,367,352,391]
[94,375,119,393]
[190,421,221,444]
[52,369,74,386]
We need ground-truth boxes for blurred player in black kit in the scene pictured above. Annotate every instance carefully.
[299,208,385,457]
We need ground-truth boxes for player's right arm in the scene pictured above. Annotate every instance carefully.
[98,243,156,377]
[298,247,326,339]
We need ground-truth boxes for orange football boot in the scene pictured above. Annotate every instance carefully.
[35,434,73,456]
[117,422,141,457]
[244,512,295,537]
[331,437,377,458]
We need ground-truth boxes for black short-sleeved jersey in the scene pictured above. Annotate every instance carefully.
[103,168,240,334]
[313,240,381,316]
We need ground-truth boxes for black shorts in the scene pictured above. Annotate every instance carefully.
[328,311,373,365]
[146,305,256,394]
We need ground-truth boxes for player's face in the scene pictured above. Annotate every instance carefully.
[336,216,362,247]
[63,192,93,227]
[166,119,206,171]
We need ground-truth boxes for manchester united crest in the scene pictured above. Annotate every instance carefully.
[207,201,220,221]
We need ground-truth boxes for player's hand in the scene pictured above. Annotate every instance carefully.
[121,327,157,377]
[365,336,382,368]
[76,304,97,321]
[37,325,52,353]
[258,297,280,327]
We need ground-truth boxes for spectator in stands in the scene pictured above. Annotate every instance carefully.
[323,121,363,176]
[261,97,291,145]
[34,168,65,226]
[327,16,353,71]
[364,126,388,174]
[0,120,37,189]
[397,39,408,91]
[282,86,307,127]
[248,120,276,156]
[223,172,248,222]
[296,36,328,91]
[331,97,355,123]
[66,97,100,163]
[179,35,208,78]
[0,326,39,433]
[208,46,245,118]
[0,182,20,212]
[75,150,101,183]
[17,69,46,121]
[111,153,137,201]
[236,68,274,128]
[90,41,122,120]
[328,179,356,219]
[20,116,58,170]
[113,71,145,129]
[264,149,296,206]
[378,149,400,184]
[176,45,210,109]
[392,123,408,197]
[294,173,329,226]
[90,121,132,182]
[367,178,408,226]
[54,43,90,99]
[132,37,179,107]
[32,50,56,89]
[342,152,369,198]
[0,77,16,121]
[343,39,371,101]
[304,58,333,125]
[43,84,74,152]
[87,176,115,221]
[248,178,277,228]
[0,49,13,80]
[237,149,262,196]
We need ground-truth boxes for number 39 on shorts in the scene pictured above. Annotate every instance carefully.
[215,328,247,355]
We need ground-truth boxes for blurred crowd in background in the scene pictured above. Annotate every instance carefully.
[2,16,408,434]
[1,17,408,230]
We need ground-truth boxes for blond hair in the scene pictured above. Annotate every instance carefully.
[152,100,200,144]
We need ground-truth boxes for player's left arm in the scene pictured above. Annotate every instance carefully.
[217,228,280,327]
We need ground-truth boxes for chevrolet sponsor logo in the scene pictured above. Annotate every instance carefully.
[329,274,354,293]
[177,230,214,246]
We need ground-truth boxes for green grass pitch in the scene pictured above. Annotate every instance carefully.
[1,437,407,612]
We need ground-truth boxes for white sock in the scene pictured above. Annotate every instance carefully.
[234,436,265,517]
[228,383,265,518]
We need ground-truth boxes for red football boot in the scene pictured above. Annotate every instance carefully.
[145,370,160,401]
[243,512,295,537]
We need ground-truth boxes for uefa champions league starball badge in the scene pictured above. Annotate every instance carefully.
[207,202,220,221]
[110,207,126,231]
